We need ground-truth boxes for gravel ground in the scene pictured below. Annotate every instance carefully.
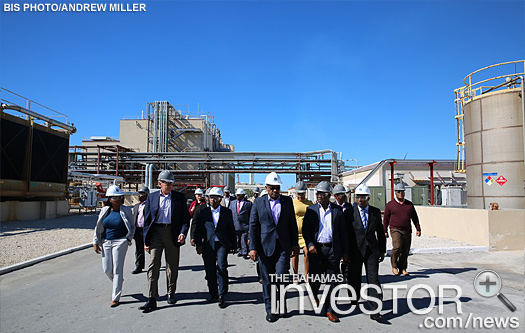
[0,212,478,269]
[0,213,97,268]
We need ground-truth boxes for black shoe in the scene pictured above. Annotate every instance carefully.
[243,255,250,260]
[131,268,142,274]
[218,297,227,309]
[208,295,219,303]
[139,298,157,312]
[370,313,384,321]
[167,293,176,305]
[237,253,243,257]
[266,313,279,323]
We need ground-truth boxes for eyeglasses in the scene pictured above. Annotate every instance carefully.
[267,186,280,192]
[160,181,174,185]
[395,190,405,193]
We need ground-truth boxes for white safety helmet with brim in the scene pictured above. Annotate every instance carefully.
[106,185,124,197]
[158,170,175,183]
[209,187,224,197]
[355,184,371,196]
[265,172,282,186]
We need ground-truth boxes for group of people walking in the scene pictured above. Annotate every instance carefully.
[93,170,421,324]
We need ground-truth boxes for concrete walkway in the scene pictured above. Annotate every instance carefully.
[1,242,523,332]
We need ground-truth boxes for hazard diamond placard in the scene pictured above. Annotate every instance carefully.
[496,176,507,186]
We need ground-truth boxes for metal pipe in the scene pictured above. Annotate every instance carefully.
[1,103,76,133]
[116,146,119,176]
[520,76,525,184]
[428,160,436,205]
[389,161,396,201]
[97,145,101,174]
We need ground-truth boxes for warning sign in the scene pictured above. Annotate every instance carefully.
[484,176,495,186]
[496,176,507,186]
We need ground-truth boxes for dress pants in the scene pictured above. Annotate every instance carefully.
[236,230,249,256]
[147,224,180,298]
[133,227,145,270]
[348,246,383,311]
[202,242,229,297]
[258,242,289,314]
[308,244,340,314]
[101,238,128,302]
[390,228,412,270]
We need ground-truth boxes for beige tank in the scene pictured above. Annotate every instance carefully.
[457,61,525,209]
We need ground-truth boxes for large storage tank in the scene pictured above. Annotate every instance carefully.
[457,61,524,209]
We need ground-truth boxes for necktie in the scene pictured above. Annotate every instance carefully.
[361,209,367,230]
[237,201,241,214]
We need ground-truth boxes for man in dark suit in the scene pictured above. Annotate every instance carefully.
[348,184,386,321]
[131,186,149,274]
[332,184,351,212]
[190,188,210,246]
[303,181,349,323]
[230,188,252,259]
[249,172,299,323]
[220,186,234,208]
[139,170,191,312]
[195,187,237,308]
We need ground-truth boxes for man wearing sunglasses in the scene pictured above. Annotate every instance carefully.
[139,170,190,312]
[383,183,421,276]
[249,172,299,323]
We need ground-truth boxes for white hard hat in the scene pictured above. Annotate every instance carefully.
[158,170,175,183]
[106,185,124,197]
[235,188,245,195]
[195,188,204,195]
[260,189,268,196]
[355,184,371,196]
[209,187,224,197]
[265,172,282,186]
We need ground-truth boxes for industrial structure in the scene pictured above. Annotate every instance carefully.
[0,88,76,220]
[68,101,343,191]
[454,60,524,209]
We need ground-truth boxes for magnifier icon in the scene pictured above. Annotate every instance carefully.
[474,270,516,312]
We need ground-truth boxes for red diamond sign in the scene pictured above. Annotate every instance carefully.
[496,176,507,186]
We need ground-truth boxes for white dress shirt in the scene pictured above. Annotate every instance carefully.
[316,203,333,243]
[212,205,221,241]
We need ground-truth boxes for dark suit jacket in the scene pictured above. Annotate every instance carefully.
[249,195,298,257]
[190,203,208,240]
[302,202,349,261]
[349,203,386,258]
[229,199,252,231]
[195,206,237,251]
[143,190,191,247]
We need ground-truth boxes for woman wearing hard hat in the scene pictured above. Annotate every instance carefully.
[93,185,135,307]
[292,181,313,284]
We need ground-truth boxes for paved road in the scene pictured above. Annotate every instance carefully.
[1,244,523,332]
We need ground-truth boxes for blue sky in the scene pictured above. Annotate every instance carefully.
[1,0,524,187]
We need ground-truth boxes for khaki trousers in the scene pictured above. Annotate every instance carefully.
[147,224,180,298]
[390,228,412,270]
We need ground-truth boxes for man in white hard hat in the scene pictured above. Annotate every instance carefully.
[139,170,191,312]
[249,187,261,203]
[195,187,237,309]
[221,186,234,208]
[348,184,386,321]
[188,188,206,246]
[190,187,211,246]
[302,181,349,323]
[132,186,150,274]
[383,183,421,276]
[249,172,299,323]
[230,188,252,259]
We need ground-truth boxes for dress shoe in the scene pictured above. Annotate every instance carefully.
[218,297,227,309]
[401,269,410,276]
[370,313,385,321]
[237,253,243,257]
[110,300,119,307]
[326,312,340,323]
[243,255,250,260]
[139,298,157,312]
[167,293,176,304]
[131,268,142,274]
[392,267,400,276]
[208,295,219,303]
[265,313,279,323]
